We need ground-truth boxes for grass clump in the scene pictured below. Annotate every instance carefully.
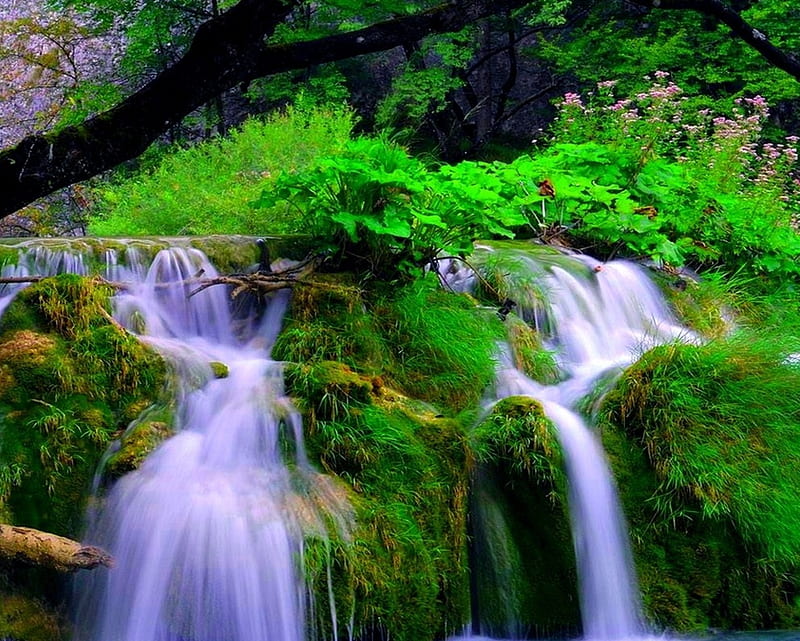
[600,331,800,628]
[88,104,355,237]
[0,275,165,536]
[273,275,388,372]
[277,274,502,415]
[377,277,503,413]
[471,396,562,487]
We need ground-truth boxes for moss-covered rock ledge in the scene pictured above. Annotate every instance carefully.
[3,251,800,640]
[0,275,166,640]
[600,335,800,631]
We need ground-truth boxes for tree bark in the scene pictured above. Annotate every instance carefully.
[630,0,800,80]
[0,0,529,219]
[0,524,113,572]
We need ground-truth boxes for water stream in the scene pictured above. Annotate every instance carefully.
[0,242,344,641]
[72,246,315,641]
[451,245,695,641]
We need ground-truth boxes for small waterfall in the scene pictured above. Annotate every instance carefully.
[0,241,347,641]
[462,245,694,640]
[73,247,317,641]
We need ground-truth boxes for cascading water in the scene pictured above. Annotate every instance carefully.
[453,245,695,640]
[72,247,307,641]
[0,241,347,641]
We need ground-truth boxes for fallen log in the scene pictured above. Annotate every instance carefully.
[0,524,113,572]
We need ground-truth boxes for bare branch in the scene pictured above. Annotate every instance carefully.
[628,0,800,80]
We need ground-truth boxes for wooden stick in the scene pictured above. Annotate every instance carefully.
[0,524,113,572]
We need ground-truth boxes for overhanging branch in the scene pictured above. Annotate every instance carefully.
[629,0,800,80]
[0,0,530,219]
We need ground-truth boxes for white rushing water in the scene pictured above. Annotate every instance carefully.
[73,246,315,641]
[457,245,695,641]
[0,242,343,641]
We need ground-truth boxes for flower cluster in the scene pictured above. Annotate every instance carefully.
[549,72,799,219]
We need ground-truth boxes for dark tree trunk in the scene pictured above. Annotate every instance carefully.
[0,0,797,219]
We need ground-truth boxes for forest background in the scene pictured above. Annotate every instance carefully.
[0,0,800,287]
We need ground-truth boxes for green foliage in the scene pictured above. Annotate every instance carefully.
[602,333,800,570]
[471,396,562,486]
[257,137,524,278]
[88,104,356,236]
[511,77,800,280]
[539,2,800,106]
[0,275,165,535]
[374,27,477,141]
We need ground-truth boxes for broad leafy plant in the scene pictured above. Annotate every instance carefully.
[257,137,525,278]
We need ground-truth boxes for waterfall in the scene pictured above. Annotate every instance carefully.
[0,241,347,641]
[71,247,309,641]
[461,245,695,640]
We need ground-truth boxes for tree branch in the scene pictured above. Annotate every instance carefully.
[0,0,530,219]
[629,0,800,80]
[0,524,112,572]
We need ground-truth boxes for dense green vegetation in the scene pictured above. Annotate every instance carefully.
[3,1,800,639]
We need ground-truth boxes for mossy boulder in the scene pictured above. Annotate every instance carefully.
[472,396,562,484]
[0,275,165,536]
[302,399,471,641]
[105,419,174,479]
[469,396,579,636]
[285,347,472,641]
[600,334,800,630]
[504,315,560,384]
[209,361,229,378]
[0,593,63,641]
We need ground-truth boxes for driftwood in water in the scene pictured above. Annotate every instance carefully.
[0,255,321,299]
[0,524,113,572]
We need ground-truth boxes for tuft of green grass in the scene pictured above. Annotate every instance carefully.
[602,330,800,570]
[377,277,503,413]
[471,396,563,488]
[88,104,355,237]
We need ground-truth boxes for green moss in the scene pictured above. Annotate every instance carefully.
[285,361,375,422]
[106,418,174,479]
[600,333,800,629]
[0,276,165,536]
[209,361,229,378]
[504,315,560,384]
[296,384,471,641]
[0,593,63,641]
[274,275,388,371]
